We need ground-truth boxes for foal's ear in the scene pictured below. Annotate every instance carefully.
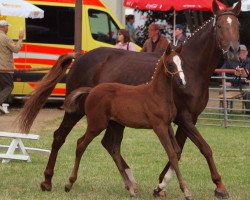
[212,0,221,15]
[175,44,182,54]
[232,0,241,16]
[165,43,172,55]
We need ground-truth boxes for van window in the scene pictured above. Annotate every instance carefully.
[88,9,119,45]
[25,6,74,45]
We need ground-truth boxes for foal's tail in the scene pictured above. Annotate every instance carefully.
[18,53,77,133]
[64,87,92,113]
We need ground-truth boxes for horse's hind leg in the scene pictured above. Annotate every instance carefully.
[153,124,193,200]
[64,119,106,192]
[101,121,137,195]
[40,112,84,192]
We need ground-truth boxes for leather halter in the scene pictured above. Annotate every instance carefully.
[161,55,183,77]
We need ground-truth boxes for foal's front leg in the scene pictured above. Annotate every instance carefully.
[153,124,193,200]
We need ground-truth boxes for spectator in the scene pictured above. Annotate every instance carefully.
[174,24,187,46]
[141,23,169,53]
[222,44,250,114]
[115,29,136,51]
[0,20,24,114]
[125,14,136,43]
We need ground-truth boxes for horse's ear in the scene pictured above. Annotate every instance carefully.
[232,0,241,16]
[212,0,220,15]
[165,43,171,55]
[175,44,182,54]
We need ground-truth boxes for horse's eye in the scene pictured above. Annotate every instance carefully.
[217,24,221,28]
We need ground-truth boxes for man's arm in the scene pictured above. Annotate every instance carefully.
[6,29,24,53]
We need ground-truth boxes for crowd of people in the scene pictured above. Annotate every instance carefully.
[1,15,250,115]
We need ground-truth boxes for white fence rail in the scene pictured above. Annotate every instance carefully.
[198,69,250,128]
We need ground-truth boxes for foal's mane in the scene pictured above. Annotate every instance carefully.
[146,53,165,85]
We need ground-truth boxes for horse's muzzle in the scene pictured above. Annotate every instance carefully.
[225,44,240,61]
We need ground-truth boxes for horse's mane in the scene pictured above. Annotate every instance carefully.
[184,7,235,45]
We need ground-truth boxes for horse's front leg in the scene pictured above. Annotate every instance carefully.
[40,112,84,192]
[101,120,138,196]
[180,119,229,199]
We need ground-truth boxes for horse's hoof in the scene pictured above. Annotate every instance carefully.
[64,184,72,192]
[185,196,194,200]
[40,181,52,192]
[214,189,229,199]
[153,187,166,198]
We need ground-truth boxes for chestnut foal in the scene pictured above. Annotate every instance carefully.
[63,45,191,199]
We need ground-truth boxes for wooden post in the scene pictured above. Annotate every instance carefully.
[74,0,82,53]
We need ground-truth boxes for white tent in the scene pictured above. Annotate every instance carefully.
[0,0,44,18]
[241,0,250,11]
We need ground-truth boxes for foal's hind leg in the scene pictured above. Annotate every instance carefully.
[64,125,102,192]
[101,121,138,194]
[153,124,193,200]
[40,112,84,192]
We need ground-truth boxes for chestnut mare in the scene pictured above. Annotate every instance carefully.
[18,1,241,199]
[63,45,191,198]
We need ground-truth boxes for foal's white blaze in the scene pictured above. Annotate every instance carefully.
[173,55,186,85]
[227,17,232,26]
[158,167,174,189]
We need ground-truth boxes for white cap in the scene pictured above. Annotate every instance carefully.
[0,20,10,27]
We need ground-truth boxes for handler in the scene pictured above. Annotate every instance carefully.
[0,20,24,114]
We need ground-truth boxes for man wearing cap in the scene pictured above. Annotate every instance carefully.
[174,24,187,46]
[141,23,169,53]
[222,44,250,114]
[0,20,24,114]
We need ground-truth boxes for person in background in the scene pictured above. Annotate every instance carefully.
[141,23,169,53]
[115,29,136,51]
[0,20,24,114]
[222,44,250,114]
[174,24,187,46]
[125,14,136,43]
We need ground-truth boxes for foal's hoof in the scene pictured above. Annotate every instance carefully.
[214,189,229,199]
[214,190,229,199]
[64,184,72,192]
[40,181,52,192]
[153,187,166,198]
[185,196,194,200]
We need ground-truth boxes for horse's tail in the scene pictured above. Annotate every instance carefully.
[18,53,76,133]
[64,87,92,113]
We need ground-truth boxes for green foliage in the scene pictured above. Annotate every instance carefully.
[0,118,249,200]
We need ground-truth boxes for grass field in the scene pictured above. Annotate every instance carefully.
[0,117,249,200]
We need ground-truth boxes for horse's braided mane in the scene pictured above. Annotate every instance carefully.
[185,8,235,44]
[184,17,213,44]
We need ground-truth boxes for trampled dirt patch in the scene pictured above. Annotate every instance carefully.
[0,107,64,133]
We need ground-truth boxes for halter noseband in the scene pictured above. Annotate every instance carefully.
[161,55,182,77]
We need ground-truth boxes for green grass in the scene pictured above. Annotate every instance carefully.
[0,117,249,200]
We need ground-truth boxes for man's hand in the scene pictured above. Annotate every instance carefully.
[19,29,24,40]
[235,66,248,77]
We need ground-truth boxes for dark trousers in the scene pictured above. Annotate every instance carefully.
[0,73,14,105]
